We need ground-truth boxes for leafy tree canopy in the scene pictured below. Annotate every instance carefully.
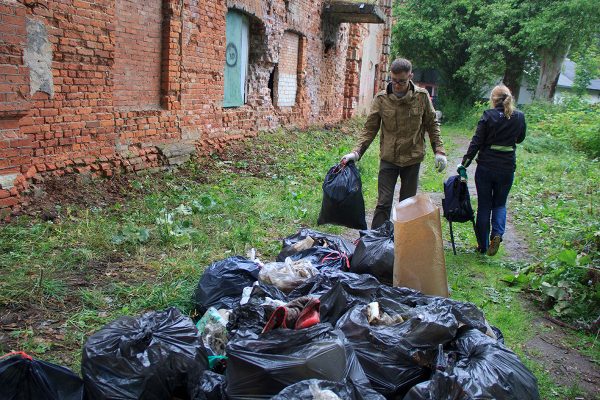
[391,0,600,105]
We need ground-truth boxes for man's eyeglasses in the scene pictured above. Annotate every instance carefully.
[390,78,410,85]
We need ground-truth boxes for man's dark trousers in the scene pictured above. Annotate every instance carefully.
[371,160,420,229]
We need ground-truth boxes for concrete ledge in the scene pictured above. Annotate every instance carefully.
[323,1,386,24]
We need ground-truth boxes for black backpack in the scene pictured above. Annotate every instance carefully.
[442,175,476,254]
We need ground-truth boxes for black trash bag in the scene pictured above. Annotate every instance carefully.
[198,371,225,400]
[193,256,260,315]
[403,344,473,400]
[350,220,395,285]
[247,281,289,304]
[277,228,356,261]
[375,285,424,303]
[448,329,540,400]
[375,287,490,334]
[226,282,289,337]
[289,269,380,299]
[286,246,350,271]
[225,323,370,400]
[335,301,459,397]
[317,162,367,230]
[319,279,379,324]
[271,379,385,400]
[82,307,208,400]
[441,299,489,333]
[0,352,84,400]
[403,371,473,400]
[491,325,505,344]
[288,270,381,325]
[226,302,267,338]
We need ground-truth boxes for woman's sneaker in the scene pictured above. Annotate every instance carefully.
[487,235,502,256]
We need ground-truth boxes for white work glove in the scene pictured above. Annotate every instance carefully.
[341,151,358,165]
[434,153,447,172]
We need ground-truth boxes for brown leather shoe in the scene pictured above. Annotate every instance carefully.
[487,235,502,256]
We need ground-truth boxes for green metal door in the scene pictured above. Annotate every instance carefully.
[224,10,249,108]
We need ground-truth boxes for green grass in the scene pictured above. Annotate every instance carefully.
[0,121,379,370]
[0,117,596,399]
[439,122,599,399]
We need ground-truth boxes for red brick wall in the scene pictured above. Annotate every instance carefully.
[343,24,364,119]
[113,0,163,110]
[0,2,29,119]
[0,2,31,210]
[0,0,391,217]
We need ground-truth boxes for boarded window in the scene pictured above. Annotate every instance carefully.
[113,0,162,110]
[274,31,299,107]
[224,10,249,108]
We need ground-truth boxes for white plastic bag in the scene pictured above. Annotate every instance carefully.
[259,257,318,292]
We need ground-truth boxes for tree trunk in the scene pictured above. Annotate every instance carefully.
[534,45,570,102]
[503,54,525,103]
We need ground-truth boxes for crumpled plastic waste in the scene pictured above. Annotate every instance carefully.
[271,379,386,400]
[366,301,404,325]
[259,257,319,292]
[286,246,351,271]
[196,307,229,356]
[278,228,356,261]
[309,383,342,400]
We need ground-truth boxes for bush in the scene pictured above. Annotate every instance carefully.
[522,97,600,158]
[438,96,478,124]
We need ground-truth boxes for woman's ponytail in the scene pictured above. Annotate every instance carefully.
[489,85,514,119]
[503,94,514,119]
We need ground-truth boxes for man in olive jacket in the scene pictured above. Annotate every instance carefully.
[342,58,447,229]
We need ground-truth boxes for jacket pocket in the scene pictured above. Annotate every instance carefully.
[409,104,423,117]
[382,110,397,131]
[409,104,423,132]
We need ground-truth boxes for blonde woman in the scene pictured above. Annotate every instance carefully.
[459,85,526,256]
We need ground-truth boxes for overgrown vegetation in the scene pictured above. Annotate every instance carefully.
[0,114,597,397]
[0,120,377,370]
[453,98,600,329]
[505,98,600,327]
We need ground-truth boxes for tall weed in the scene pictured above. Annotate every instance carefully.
[522,97,600,158]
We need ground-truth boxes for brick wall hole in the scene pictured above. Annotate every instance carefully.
[114,0,163,111]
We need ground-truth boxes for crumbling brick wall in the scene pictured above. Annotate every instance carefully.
[342,0,391,119]
[0,0,391,216]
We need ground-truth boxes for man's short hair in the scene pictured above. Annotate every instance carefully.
[390,58,412,74]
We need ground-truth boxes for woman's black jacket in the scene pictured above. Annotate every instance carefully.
[462,106,526,172]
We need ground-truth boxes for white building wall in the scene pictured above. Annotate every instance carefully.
[276,31,300,107]
[357,24,384,115]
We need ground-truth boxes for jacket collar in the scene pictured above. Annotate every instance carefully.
[386,81,415,100]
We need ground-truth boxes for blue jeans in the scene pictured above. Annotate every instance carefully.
[474,165,514,252]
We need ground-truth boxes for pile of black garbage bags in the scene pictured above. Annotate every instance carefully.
[0,228,540,400]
